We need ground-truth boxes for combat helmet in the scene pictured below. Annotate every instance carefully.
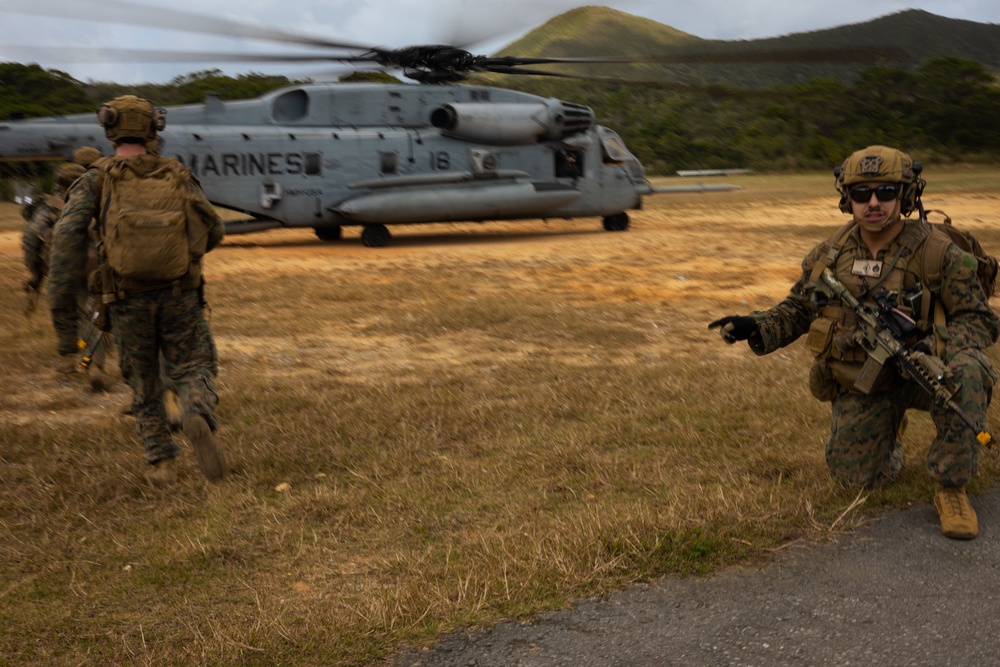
[72,145,102,167]
[54,162,86,189]
[834,145,925,216]
[97,95,166,144]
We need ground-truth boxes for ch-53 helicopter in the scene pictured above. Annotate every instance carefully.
[0,2,763,246]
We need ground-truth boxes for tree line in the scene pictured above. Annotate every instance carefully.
[1,57,998,191]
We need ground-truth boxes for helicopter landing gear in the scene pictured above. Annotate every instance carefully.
[602,213,630,232]
[314,225,343,241]
[361,224,391,247]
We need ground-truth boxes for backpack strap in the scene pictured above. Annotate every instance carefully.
[919,227,951,297]
[809,220,857,285]
[915,227,953,356]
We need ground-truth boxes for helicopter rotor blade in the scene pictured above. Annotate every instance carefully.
[0,0,911,84]
[480,66,612,79]
[470,66,754,94]
[0,0,372,52]
[481,46,909,68]
[3,45,379,65]
[3,43,910,71]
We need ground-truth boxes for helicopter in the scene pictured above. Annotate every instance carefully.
[0,2,752,246]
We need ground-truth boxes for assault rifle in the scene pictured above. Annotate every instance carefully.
[813,267,995,454]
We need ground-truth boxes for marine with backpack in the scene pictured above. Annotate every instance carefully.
[47,95,228,488]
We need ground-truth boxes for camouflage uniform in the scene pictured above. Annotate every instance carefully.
[21,194,57,292]
[49,161,224,465]
[748,220,998,487]
[22,177,115,374]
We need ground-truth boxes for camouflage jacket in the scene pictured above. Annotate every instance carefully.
[21,199,59,288]
[49,157,225,355]
[749,219,999,364]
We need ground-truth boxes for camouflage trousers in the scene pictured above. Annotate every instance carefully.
[826,349,996,487]
[110,288,219,465]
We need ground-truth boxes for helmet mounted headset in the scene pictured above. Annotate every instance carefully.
[97,95,167,145]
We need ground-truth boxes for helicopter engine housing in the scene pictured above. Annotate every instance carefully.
[430,100,594,146]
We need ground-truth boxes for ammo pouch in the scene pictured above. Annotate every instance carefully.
[804,310,896,400]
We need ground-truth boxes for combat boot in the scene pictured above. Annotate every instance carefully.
[183,414,227,482]
[934,483,978,540]
[146,457,177,487]
[163,389,182,432]
[56,353,80,377]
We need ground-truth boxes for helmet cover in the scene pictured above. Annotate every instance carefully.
[97,95,166,143]
[72,145,102,167]
[835,145,923,216]
[54,162,86,189]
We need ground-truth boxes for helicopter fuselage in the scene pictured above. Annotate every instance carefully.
[1,82,662,245]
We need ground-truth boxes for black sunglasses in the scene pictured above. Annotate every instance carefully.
[849,183,901,203]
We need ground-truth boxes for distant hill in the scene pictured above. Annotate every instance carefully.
[500,6,704,57]
[493,7,1000,87]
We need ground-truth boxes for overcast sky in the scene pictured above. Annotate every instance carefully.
[0,0,997,84]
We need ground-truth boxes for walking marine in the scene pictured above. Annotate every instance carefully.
[48,95,228,486]
[22,162,85,318]
[22,145,120,390]
[710,145,998,540]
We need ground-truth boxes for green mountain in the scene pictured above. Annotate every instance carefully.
[493,6,1000,87]
[499,6,704,57]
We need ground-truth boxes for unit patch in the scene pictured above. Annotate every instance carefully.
[857,154,884,177]
[851,258,883,278]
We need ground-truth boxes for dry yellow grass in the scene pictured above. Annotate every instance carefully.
[1,167,998,665]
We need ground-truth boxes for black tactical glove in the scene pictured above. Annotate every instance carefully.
[708,315,759,344]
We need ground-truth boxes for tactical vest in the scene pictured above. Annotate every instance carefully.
[805,220,945,397]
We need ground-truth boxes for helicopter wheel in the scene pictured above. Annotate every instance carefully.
[602,213,630,232]
[361,224,391,247]
[314,225,343,241]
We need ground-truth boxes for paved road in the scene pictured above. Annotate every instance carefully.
[392,487,1000,667]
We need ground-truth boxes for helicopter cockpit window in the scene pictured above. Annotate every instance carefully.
[303,152,321,176]
[271,89,309,122]
[600,135,629,165]
[380,151,399,175]
[555,149,583,178]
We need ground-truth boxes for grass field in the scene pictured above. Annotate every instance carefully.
[2,167,999,665]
